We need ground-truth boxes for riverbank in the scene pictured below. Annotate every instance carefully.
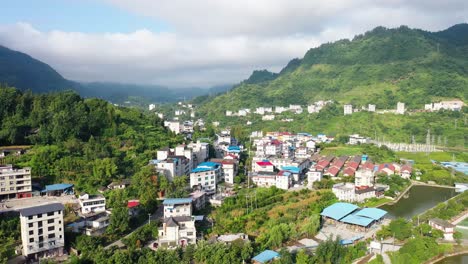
[425,248,468,264]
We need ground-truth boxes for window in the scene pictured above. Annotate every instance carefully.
[58,211,61,214]
[59,235,62,239]
[211,176,214,179]
[48,226,55,231]
[9,187,14,191]
[211,181,214,184]
[187,232,193,236]
[38,229,43,235]
[48,234,55,239]
[28,223,33,228]
[47,212,54,216]
[38,222,43,228]
[0,188,4,192]
[29,230,33,235]
[29,238,34,243]
[205,177,208,180]
[48,219,54,224]
[28,215,33,220]
[59,221,61,224]
[37,214,42,218]
[198,178,201,182]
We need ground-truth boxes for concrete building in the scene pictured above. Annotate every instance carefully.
[429,218,455,241]
[189,191,207,210]
[163,198,193,218]
[396,102,405,114]
[250,171,277,188]
[262,115,275,121]
[368,104,376,112]
[332,183,356,202]
[19,203,65,258]
[425,99,465,112]
[157,216,196,247]
[307,170,323,188]
[344,104,353,115]
[348,134,369,145]
[149,104,156,111]
[355,169,374,187]
[210,159,238,185]
[78,194,106,215]
[0,164,32,199]
[252,161,275,173]
[68,212,110,236]
[164,121,181,134]
[190,162,223,192]
[275,171,292,190]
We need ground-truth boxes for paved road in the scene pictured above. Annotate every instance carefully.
[104,205,163,249]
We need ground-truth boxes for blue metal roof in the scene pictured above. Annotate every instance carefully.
[355,208,387,220]
[252,250,280,263]
[320,202,359,220]
[340,214,374,227]
[191,161,221,173]
[42,183,74,192]
[281,166,300,174]
[227,145,241,152]
[163,198,193,205]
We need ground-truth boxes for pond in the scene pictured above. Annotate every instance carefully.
[379,185,457,219]
[436,254,468,264]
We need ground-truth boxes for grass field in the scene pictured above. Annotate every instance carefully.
[458,218,468,227]
[396,152,468,165]
[320,146,364,156]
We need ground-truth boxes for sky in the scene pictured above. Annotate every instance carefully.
[0,0,467,88]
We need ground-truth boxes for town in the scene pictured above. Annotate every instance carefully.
[1,122,467,264]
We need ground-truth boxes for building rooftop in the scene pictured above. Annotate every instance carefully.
[320,202,359,221]
[19,203,64,217]
[41,183,74,192]
[430,218,455,228]
[191,162,221,173]
[163,198,193,205]
[355,208,387,220]
[281,166,300,174]
[252,250,280,263]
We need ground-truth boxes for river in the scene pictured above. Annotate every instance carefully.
[380,185,457,219]
[436,254,468,264]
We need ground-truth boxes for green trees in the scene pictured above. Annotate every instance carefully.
[377,218,413,241]
[107,206,130,236]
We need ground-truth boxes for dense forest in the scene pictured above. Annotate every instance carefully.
[197,24,468,115]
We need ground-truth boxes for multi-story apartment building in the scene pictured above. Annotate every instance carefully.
[157,216,196,247]
[189,162,223,192]
[19,203,65,258]
[0,164,32,199]
[344,104,353,115]
[78,193,106,215]
[355,169,374,187]
[163,198,193,218]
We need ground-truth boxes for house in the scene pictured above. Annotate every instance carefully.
[253,161,275,173]
[210,159,238,185]
[355,169,374,187]
[216,233,249,244]
[281,166,301,182]
[344,104,353,115]
[19,203,65,259]
[164,121,181,134]
[429,218,455,241]
[262,115,275,121]
[250,171,277,188]
[396,102,405,114]
[151,156,190,181]
[400,164,412,179]
[78,194,106,215]
[377,163,396,175]
[348,134,369,145]
[252,250,280,264]
[276,171,292,190]
[0,148,26,158]
[163,198,193,218]
[157,216,196,248]
[368,104,376,112]
[307,170,323,188]
[355,186,376,202]
[68,212,110,236]
[275,106,287,113]
[0,164,32,199]
[189,191,207,210]
[190,162,223,192]
[107,179,131,190]
[332,183,356,202]
[127,200,141,217]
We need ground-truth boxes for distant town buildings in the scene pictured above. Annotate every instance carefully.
[425,99,465,112]
[344,104,353,115]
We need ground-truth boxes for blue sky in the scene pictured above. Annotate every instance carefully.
[0,0,466,87]
[1,0,170,33]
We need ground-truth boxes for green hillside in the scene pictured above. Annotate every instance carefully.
[198,24,468,117]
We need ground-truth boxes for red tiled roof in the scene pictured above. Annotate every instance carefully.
[343,167,356,176]
[256,161,273,166]
[401,164,412,172]
[378,163,395,172]
[325,166,340,176]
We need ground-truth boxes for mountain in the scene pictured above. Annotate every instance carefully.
[0,45,73,92]
[0,45,233,104]
[197,24,468,117]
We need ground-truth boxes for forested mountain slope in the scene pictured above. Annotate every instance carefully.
[198,24,468,118]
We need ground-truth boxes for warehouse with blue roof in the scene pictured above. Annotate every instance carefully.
[252,250,280,263]
[321,202,387,230]
[41,183,74,196]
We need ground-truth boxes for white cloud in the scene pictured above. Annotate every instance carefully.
[0,1,467,87]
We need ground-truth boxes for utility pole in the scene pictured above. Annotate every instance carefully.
[148,213,151,225]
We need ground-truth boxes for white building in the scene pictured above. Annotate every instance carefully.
[19,203,65,258]
[332,183,356,202]
[368,104,376,112]
[307,170,323,188]
[226,111,233,116]
[344,104,353,115]
[190,162,223,192]
[355,187,376,202]
[164,121,181,134]
[429,218,455,241]
[426,99,464,112]
[252,161,275,173]
[210,159,238,185]
[250,172,278,188]
[157,216,196,247]
[275,106,287,113]
[151,157,190,181]
[78,194,106,215]
[68,212,110,236]
[0,164,32,199]
[307,105,318,113]
[355,169,374,187]
[163,198,193,218]
[276,171,293,190]
[348,134,370,145]
[175,110,186,116]
[149,104,156,111]
[396,102,405,114]
[262,115,275,121]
